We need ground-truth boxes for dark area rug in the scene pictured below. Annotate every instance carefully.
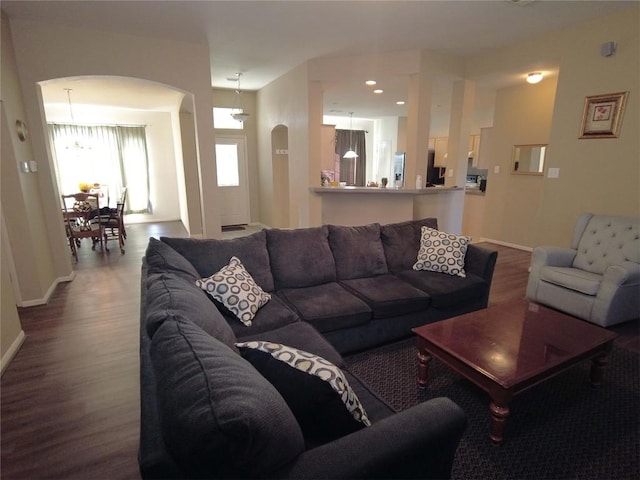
[346,338,639,479]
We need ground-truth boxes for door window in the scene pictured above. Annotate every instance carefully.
[215,144,240,187]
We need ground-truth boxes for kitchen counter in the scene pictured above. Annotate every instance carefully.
[311,186,463,195]
[310,185,465,229]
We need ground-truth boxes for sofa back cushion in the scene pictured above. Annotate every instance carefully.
[381,218,439,273]
[144,272,238,349]
[573,214,640,274]
[161,230,274,292]
[145,237,200,282]
[266,226,336,289]
[328,223,389,280]
[151,318,304,478]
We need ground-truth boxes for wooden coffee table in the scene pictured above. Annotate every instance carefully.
[412,299,617,444]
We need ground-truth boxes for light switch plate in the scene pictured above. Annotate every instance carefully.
[448,169,454,177]
[494,165,500,174]
[29,160,38,172]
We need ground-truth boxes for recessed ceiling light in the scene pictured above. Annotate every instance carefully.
[373,89,383,94]
[526,72,543,84]
[365,80,376,86]
[396,101,405,105]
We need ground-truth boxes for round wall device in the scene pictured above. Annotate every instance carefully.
[16,120,28,142]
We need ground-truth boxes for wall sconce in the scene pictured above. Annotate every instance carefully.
[526,72,543,84]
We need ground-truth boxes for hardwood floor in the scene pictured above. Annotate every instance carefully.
[1,224,637,479]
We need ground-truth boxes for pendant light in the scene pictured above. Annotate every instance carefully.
[64,88,87,150]
[230,73,249,123]
[343,112,358,159]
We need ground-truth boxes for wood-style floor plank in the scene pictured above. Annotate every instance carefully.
[1,224,636,479]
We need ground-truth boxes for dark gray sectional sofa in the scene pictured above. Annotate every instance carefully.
[139,218,498,479]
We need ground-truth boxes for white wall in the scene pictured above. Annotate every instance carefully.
[471,5,639,248]
[257,64,321,228]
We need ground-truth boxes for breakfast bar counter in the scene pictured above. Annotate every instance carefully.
[310,186,464,228]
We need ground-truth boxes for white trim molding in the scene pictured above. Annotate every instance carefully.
[480,237,533,252]
[17,272,76,308]
[1,330,26,375]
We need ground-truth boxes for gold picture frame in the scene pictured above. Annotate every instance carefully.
[579,91,628,139]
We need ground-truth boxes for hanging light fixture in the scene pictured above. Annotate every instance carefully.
[230,73,249,123]
[64,88,87,150]
[343,112,358,159]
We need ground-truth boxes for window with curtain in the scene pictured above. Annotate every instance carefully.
[335,129,366,186]
[48,124,150,213]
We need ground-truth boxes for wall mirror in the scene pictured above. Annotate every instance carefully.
[512,144,547,175]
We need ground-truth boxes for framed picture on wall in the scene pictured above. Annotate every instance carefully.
[579,91,628,139]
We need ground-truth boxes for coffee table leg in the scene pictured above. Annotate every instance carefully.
[489,402,510,444]
[416,348,432,389]
[590,353,609,387]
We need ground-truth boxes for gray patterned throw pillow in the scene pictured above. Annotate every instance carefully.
[196,256,271,326]
[235,341,371,430]
[413,226,471,277]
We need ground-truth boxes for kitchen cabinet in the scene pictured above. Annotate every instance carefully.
[475,127,493,169]
[433,136,449,168]
[468,134,481,167]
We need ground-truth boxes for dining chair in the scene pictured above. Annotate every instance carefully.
[100,187,127,253]
[61,193,107,259]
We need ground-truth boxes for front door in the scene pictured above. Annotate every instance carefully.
[215,135,250,226]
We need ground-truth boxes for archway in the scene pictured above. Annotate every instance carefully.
[39,75,201,234]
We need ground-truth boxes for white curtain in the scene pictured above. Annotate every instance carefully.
[48,124,149,212]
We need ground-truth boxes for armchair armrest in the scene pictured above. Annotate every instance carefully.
[530,246,577,271]
[273,397,467,480]
[602,262,640,287]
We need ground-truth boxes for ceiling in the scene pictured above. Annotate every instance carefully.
[2,0,632,118]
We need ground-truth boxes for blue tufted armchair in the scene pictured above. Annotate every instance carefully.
[526,213,640,327]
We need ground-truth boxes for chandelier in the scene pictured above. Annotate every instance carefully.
[230,73,249,123]
[64,88,89,150]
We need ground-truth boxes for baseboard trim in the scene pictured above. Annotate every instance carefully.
[480,238,533,252]
[18,272,76,308]
[1,330,26,376]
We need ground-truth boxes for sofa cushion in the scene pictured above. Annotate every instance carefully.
[145,237,200,282]
[150,318,304,478]
[340,275,431,318]
[161,231,274,292]
[277,283,372,333]
[413,227,471,278]
[540,266,602,295]
[266,226,336,289]
[144,272,237,349]
[235,341,370,444]
[398,270,487,309]
[230,295,301,338]
[328,223,389,280]
[197,256,271,326]
[238,321,345,368]
[381,218,439,273]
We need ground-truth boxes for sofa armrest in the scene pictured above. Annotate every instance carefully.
[273,397,467,480]
[465,244,498,281]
